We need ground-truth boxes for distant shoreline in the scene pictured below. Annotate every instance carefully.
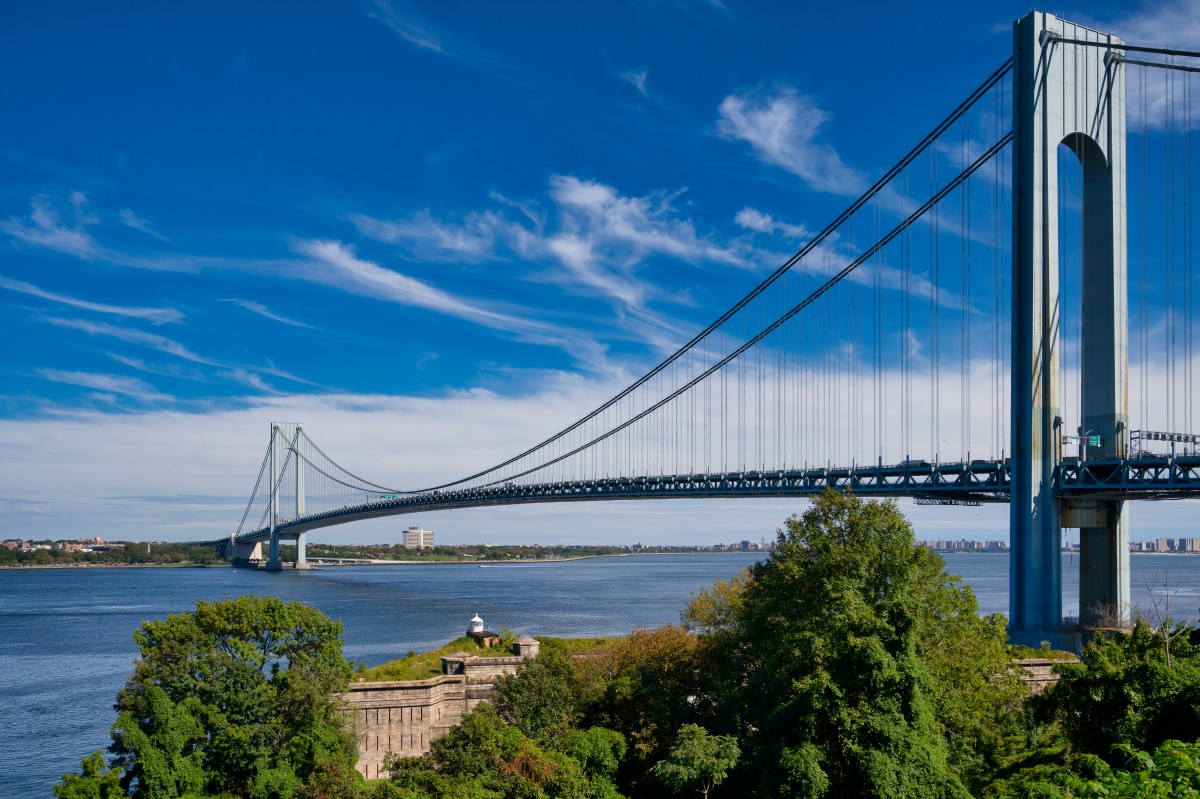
[6,548,1198,570]
[0,551,762,571]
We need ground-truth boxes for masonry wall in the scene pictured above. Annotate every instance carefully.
[342,656,527,780]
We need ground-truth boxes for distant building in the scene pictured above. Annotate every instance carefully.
[402,527,433,549]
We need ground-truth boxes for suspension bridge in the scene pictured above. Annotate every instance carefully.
[230,12,1200,648]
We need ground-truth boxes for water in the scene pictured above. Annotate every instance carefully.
[3,552,1200,798]
[0,555,758,797]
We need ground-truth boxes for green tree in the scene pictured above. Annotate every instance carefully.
[650,725,738,799]
[713,490,973,799]
[1055,739,1200,798]
[1034,620,1200,766]
[492,643,580,745]
[577,625,712,797]
[383,703,624,799]
[63,594,356,799]
[54,751,124,799]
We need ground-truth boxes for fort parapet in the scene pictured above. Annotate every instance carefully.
[342,637,540,779]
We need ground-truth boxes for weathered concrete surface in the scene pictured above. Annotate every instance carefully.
[1013,657,1077,694]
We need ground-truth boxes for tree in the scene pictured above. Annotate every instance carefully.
[578,623,713,793]
[708,490,973,799]
[1055,739,1200,798]
[1033,619,1200,766]
[54,751,123,799]
[492,642,580,745]
[650,725,738,799]
[383,703,625,799]
[62,594,356,799]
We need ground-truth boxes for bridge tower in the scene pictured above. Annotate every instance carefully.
[1010,11,1129,647]
[265,422,307,570]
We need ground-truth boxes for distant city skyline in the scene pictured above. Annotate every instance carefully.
[2,1,1198,544]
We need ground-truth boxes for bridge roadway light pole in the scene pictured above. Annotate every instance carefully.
[1011,11,1129,649]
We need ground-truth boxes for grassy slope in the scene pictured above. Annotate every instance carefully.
[356,635,619,682]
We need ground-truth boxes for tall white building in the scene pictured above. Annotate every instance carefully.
[403,526,433,549]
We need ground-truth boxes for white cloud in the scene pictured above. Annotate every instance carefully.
[291,239,546,334]
[734,207,809,239]
[363,0,511,71]
[221,298,314,329]
[287,239,626,372]
[44,317,220,365]
[717,86,866,195]
[119,208,169,241]
[1112,0,1200,54]
[218,369,279,394]
[1078,0,1200,131]
[36,369,173,402]
[1,193,211,272]
[0,276,183,324]
[352,175,769,319]
[549,175,751,268]
[1,194,102,260]
[622,69,649,96]
[5,350,1198,544]
[349,209,501,263]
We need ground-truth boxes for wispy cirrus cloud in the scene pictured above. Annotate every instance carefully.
[621,69,650,96]
[218,368,279,394]
[734,206,809,240]
[353,174,774,316]
[349,209,502,263]
[108,353,209,383]
[627,0,730,21]
[292,239,545,334]
[717,86,866,195]
[119,209,169,241]
[52,318,318,394]
[1103,0,1200,131]
[45,317,219,365]
[221,298,314,329]
[291,239,624,376]
[0,276,183,324]
[1,194,104,260]
[2,193,220,272]
[363,0,510,71]
[36,369,173,402]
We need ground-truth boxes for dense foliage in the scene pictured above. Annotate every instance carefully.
[58,491,1200,799]
[379,702,626,799]
[0,541,221,567]
[59,595,355,799]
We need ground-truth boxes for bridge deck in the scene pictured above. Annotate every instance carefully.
[236,456,1200,543]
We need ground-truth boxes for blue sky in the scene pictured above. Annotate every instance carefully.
[2,0,1197,545]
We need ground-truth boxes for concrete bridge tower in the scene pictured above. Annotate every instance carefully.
[1010,11,1129,647]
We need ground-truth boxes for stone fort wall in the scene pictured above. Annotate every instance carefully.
[342,647,536,780]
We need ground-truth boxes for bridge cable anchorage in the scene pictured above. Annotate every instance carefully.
[396,58,1015,494]
[480,134,1014,487]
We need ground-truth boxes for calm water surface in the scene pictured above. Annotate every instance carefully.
[3,552,1200,798]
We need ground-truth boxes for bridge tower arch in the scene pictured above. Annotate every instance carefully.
[1010,11,1129,647]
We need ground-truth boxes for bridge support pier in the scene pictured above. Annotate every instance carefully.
[1010,11,1129,649]
[294,532,310,570]
[266,530,282,570]
[1079,502,1130,627]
